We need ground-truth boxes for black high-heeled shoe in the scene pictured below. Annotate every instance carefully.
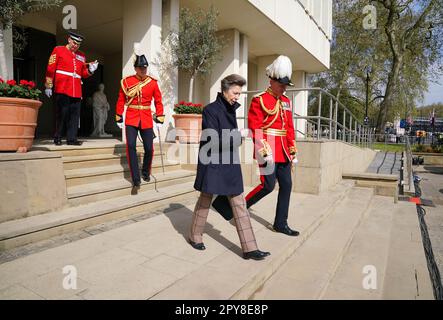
[189,239,206,251]
[243,250,271,260]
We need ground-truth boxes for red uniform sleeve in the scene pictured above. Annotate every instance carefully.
[80,53,92,79]
[45,47,58,88]
[285,102,297,155]
[115,86,126,117]
[153,81,165,123]
[81,61,92,79]
[248,97,271,157]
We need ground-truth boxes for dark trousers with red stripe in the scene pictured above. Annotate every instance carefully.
[246,161,292,229]
[125,125,154,185]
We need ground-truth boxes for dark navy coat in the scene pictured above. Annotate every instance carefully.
[194,93,243,196]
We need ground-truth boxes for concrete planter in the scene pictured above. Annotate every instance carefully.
[0,97,42,152]
[172,114,202,144]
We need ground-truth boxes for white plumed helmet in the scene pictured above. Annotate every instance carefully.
[266,55,294,86]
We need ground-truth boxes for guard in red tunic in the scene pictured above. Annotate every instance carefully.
[245,55,299,236]
[45,31,99,145]
[115,44,165,189]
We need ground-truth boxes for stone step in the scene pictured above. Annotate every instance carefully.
[67,170,196,206]
[32,142,176,157]
[320,195,395,299]
[64,160,182,187]
[250,186,374,300]
[381,201,434,299]
[150,181,355,300]
[0,181,356,299]
[0,181,197,251]
[63,152,166,170]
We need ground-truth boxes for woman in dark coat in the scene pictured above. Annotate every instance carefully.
[189,74,270,261]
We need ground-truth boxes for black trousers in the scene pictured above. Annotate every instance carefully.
[125,124,154,185]
[246,161,293,229]
[54,94,81,142]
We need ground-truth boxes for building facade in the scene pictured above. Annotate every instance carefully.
[4,0,332,140]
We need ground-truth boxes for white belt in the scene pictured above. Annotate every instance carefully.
[56,70,81,79]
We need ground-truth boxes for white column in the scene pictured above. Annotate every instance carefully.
[122,0,163,142]
[147,0,162,80]
[0,27,14,80]
[159,0,179,142]
[256,55,278,91]
[292,70,308,138]
[238,34,248,129]
[209,29,241,102]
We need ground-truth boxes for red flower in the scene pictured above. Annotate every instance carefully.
[27,81,36,89]
[186,102,193,106]
[195,104,202,107]
[179,101,185,105]
[6,80,16,86]
[0,78,4,83]
[20,80,29,86]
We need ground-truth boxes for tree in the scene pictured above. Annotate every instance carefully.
[0,0,62,80]
[169,6,223,102]
[373,0,443,134]
[312,0,443,134]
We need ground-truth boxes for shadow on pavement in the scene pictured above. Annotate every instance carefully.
[162,203,243,257]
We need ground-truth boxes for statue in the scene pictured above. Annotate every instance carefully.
[90,83,112,137]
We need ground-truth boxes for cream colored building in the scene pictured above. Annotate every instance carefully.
[5,0,332,139]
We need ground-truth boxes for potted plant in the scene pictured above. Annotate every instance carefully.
[169,6,223,143]
[172,101,203,144]
[0,0,61,152]
[0,79,42,152]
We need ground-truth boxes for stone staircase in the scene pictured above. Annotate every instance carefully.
[0,143,197,250]
[250,186,433,300]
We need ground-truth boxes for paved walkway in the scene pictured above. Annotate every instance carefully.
[0,179,432,300]
[0,185,337,300]
[414,164,443,285]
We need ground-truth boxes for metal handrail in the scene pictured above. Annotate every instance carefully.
[239,87,374,147]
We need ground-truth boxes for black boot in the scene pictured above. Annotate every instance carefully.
[142,172,151,182]
[273,225,300,237]
[243,250,271,260]
[189,239,206,251]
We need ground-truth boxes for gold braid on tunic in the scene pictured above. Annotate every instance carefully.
[120,77,152,106]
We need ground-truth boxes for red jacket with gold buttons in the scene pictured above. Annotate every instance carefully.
[45,46,91,98]
[248,89,297,163]
[115,75,164,129]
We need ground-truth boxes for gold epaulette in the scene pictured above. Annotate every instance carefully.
[253,91,266,98]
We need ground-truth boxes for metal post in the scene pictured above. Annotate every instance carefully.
[329,98,333,140]
[355,120,358,144]
[317,92,322,140]
[343,109,346,141]
[334,101,338,140]
[399,152,404,195]
[349,115,353,143]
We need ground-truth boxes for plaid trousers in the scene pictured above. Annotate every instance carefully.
[189,192,258,253]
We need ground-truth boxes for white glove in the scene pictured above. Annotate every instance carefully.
[89,60,99,73]
[264,153,274,164]
[154,122,162,131]
[117,122,124,129]
[240,128,250,138]
[292,155,298,164]
[45,88,52,98]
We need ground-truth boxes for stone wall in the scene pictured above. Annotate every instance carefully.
[0,152,67,223]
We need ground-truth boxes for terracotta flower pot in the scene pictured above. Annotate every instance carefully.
[172,114,202,144]
[0,97,43,152]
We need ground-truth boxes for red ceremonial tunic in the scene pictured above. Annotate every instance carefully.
[248,89,297,163]
[115,75,164,129]
[45,46,91,98]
